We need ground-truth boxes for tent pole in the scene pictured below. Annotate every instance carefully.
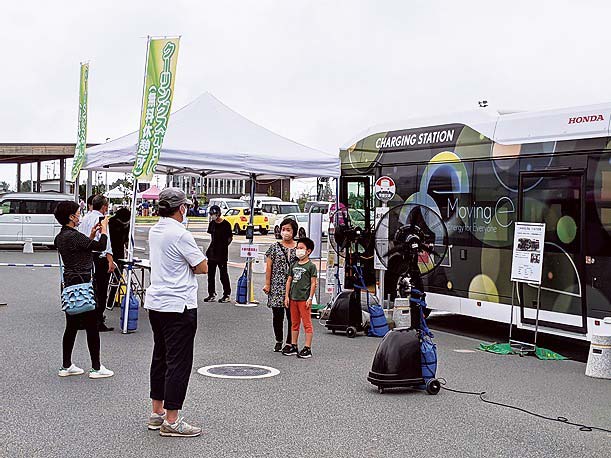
[122,180,139,333]
[247,173,257,305]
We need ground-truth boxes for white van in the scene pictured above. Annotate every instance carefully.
[208,198,248,213]
[239,195,282,209]
[260,201,301,235]
[0,192,73,246]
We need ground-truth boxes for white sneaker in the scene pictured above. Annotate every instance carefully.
[88,364,114,379]
[58,364,84,377]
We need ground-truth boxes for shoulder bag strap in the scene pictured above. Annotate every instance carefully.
[278,242,291,269]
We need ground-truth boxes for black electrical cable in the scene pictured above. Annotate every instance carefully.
[437,378,611,434]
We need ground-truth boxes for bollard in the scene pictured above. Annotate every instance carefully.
[392,297,411,328]
[585,334,611,379]
[23,238,34,254]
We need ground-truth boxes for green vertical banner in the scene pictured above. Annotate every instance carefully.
[71,62,89,181]
[133,37,180,181]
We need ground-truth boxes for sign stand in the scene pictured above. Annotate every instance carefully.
[373,176,395,307]
[307,210,324,306]
[508,222,546,355]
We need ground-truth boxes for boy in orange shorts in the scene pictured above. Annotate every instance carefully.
[283,237,317,358]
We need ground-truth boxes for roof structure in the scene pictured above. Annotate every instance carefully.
[341,102,611,149]
[83,92,339,179]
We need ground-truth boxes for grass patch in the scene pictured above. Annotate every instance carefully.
[135,216,209,224]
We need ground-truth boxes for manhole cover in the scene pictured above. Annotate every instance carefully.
[197,364,279,379]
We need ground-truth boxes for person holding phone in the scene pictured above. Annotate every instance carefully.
[79,195,116,332]
[54,200,114,379]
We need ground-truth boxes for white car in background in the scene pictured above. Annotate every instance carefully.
[0,192,72,246]
[261,201,301,232]
[273,212,328,239]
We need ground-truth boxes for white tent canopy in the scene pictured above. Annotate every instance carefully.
[104,185,130,198]
[83,92,339,179]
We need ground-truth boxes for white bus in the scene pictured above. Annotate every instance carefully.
[340,103,611,341]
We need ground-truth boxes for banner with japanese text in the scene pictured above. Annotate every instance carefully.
[71,62,89,181]
[133,37,180,181]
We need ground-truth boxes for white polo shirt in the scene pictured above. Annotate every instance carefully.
[144,217,206,313]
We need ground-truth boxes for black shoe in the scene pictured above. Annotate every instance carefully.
[281,344,298,356]
[218,295,231,303]
[203,294,216,302]
[274,342,283,352]
[297,347,312,359]
[99,324,114,332]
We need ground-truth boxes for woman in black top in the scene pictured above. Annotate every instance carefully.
[53,201,114,379]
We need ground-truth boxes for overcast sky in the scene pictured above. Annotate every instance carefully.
[2,0,610,194]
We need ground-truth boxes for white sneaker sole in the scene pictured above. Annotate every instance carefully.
[159,430,201,437]
[58,370,84,377]
[89,372,114,379]
[147,424,162,431]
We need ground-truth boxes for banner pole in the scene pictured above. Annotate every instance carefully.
[122,36,151,334]
[122,182,139,333]
[74,172,80,203]
[247,173,257,305]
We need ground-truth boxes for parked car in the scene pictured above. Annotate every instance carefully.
[208,198,249,213]
[240,195,282,209]
[223,207,270,235]
[304,201,332,214]
[273,212,328,239]
[195,204,208,217]
[274,213,308,239]
[261,201,301,231]
[0,192,73,246]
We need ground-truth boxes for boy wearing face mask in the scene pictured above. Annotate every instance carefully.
[204,205,233,303]
[283,237,317,358]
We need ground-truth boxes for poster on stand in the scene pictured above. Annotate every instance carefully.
[374,206,390,270]
[510,222,546,284]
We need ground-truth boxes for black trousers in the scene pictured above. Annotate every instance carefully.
[93,256,111,326]
[272,306,292,344]
[207,259,231,297]
[62,273,100,370]
[149,308,198,411]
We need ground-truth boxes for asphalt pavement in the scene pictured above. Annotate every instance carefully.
[0,228,609,457]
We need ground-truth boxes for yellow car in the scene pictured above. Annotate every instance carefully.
[223,207,270,235]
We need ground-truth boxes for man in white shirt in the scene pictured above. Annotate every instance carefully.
[79,194,115,332]
[145,188,208,438]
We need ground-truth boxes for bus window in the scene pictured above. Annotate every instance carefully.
[382,165,418,208]
[472,159,517,248]
[419,161,474,248]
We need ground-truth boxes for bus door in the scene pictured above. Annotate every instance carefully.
[518,170,587,333]
[339,176,374,288]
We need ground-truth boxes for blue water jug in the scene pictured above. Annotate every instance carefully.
[236,269,248,304]
[120,292,139,331]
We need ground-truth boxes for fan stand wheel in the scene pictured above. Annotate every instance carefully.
[378,386,384,394]
[331,329,336,334]
[346,326,357,338]
[426,378,441,395]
